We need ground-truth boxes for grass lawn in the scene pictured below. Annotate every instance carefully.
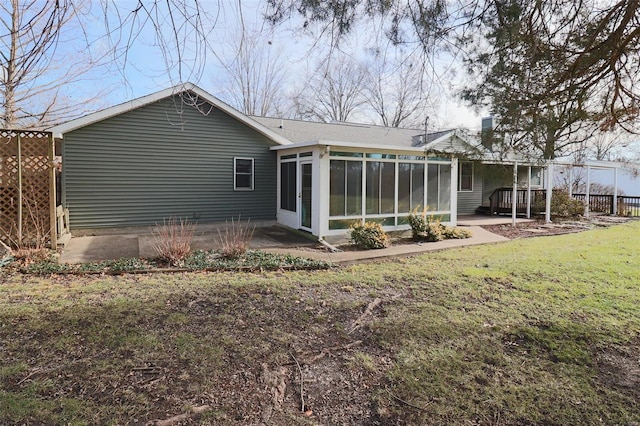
[1,221,639,425]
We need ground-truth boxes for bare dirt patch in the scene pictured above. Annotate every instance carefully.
[595,341,640,401]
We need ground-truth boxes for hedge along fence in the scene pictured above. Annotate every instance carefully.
[0,130,58,249]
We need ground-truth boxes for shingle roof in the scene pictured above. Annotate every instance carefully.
[48,83,291,145]
[251,116,452,148]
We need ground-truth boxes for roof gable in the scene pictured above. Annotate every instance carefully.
[48,83,291,146]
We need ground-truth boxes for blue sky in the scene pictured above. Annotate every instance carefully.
[86,0,482,129]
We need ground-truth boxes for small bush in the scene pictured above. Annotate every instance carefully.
[12,248,54,265]
[350,222,390,249]
[2,182,52,250]
[216,216,255,258]
[408,206,443,241]
[533,190,585,218]
[150,217,195,266]
[408,205,472,241]
[442,227,473,239]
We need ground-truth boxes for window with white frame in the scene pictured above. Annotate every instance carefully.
[234,158,254,191]
[459,161,473,191]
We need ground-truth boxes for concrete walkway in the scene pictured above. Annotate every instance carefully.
[264,226,508,264]
[59,224,508,265]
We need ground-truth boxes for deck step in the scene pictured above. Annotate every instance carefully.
[475,206,492,215]
[56,232,72,249]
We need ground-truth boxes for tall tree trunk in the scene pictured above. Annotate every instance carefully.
[3,0,19,128]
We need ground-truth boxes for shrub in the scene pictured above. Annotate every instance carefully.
[533,190,585,218]
[3,182,51,250]
[150,217,195,266]
[350,221,390,249]
[408,206,443,241]
[216,216,255,258]
[408,205,472,241]
[442,226,473,239]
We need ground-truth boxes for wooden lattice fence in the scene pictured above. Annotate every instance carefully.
[0,129,57,248]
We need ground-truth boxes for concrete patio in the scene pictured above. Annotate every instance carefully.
[58,222,509,265]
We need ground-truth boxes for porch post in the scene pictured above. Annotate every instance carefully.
[317,146,331,238]
[17,132,23,243]
[48,133,57,248]
[450,158,458,226]
[526,166,532,219]
[511,161,518,226]
[568,166,573,196]
[545,162,553,223]
[613,167,618,216]
[585,165,591,218]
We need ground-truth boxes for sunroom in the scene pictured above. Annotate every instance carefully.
[271,140,458,239]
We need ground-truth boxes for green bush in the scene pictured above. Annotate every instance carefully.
[408,206,444,242]
[350,221,390,249]
[442,226,473,239]
[533,190,585,218]
[408,206,473,241]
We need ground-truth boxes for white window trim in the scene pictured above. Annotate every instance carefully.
[458,161,474,192]
[234,157,254,191]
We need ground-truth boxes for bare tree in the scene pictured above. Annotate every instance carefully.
[0,1,216,129]
[215,27,289,116]
[265,0,640,137]
[0,1,112,128]
[99,0,213,88]
[362,51,432,128]
[293,55,367,122]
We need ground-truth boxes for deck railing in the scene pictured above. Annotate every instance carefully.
[617,196,640,217]
[488,188,640,217]
[488,188,546,216]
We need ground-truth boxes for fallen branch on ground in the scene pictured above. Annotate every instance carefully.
[153,405,211,426]
[290,351,305,413]
[347,298,382,334]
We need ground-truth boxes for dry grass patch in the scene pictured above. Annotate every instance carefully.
[1,221,640,424]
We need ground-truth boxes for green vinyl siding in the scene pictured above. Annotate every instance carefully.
[62,94,277,229]
[457,162,484,214]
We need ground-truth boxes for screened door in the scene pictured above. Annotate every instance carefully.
[300,162,312,229]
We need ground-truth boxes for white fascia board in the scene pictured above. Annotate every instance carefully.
[270,140,321,150]
[271,139,430,153]
[48,82,292,146]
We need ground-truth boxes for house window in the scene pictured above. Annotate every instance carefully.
[280,162,296,211]
[459,162,473,191]
[530,167,543,187]
[234,158,254,191]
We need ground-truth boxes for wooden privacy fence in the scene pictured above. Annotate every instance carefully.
[0,129,57,248]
